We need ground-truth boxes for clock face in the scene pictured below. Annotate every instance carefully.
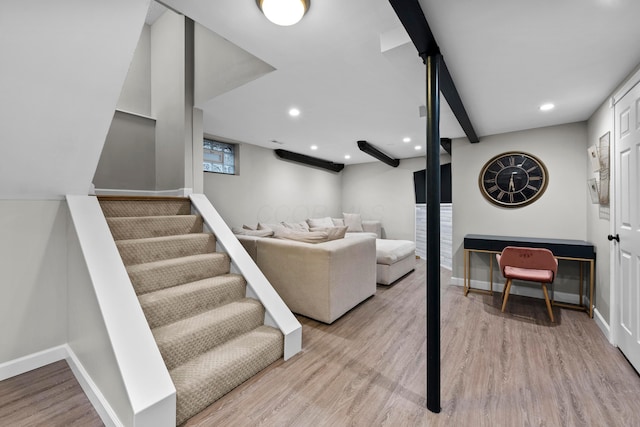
[479,151,548,208]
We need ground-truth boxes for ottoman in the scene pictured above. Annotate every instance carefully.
[376,239,416,285]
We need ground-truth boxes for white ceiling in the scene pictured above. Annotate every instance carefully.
[159,0,640,165]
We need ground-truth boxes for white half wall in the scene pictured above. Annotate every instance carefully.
[0,0,150,198]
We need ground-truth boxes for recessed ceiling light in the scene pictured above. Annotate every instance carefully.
[414,145,422,150]
[289,108,301,117]
[344,154,351,159]
[310,145,318,150]
[539,103,555,111]
[403,137,411,143]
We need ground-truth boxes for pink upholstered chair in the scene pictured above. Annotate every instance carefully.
[496,246,558,322]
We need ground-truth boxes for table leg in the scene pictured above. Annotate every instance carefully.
[464,249,469,296]
[589,260,595,318]
[489,254,493,295]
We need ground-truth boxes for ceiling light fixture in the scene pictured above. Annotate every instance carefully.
[344,154,351,160]
[310,145,318,150]
[257,0,310,26]
[539,103,555,111]
[415,145,422,150]
[403,137,411,143]
[288,107,300,117]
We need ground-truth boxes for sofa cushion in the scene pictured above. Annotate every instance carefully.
[307,217,334,228]
[343,213,364,232]
[376,239,416,265]
[275,228,329,243]
[309,225,348,240]
[282,221,310,231]
[232,227,274,237]
[332,218,345,226]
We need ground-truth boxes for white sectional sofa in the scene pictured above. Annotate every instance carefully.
[234,214,416,321]
[237,233,377,324]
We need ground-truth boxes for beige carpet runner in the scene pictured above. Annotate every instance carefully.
[99,196,283,425]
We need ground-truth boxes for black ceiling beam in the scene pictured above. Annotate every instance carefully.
[388,0,480,143]
[440,137,452,155]
[357,140,400,167]
[274,149,344,172]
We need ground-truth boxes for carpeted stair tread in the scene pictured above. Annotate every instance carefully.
[171,325,283,425]
[106,215,203,240]
[139,274,246,329]
[127,253,230,295]
[99,198,191,218]
[153,298,265,371]
[116,233,216,266]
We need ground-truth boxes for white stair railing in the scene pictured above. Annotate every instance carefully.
[189,194,302,360]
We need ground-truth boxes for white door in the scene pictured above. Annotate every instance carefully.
[614,81,640,371]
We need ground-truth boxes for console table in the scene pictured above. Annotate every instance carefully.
[463,234,596,317]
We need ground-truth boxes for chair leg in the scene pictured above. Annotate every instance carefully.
[501,279,513,313]
[541,283,555,322]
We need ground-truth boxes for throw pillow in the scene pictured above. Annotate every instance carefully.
[332,218,345,227]
[326,225,348,241]
[282,221,310,231]
[343,212,364,232]
[308,225,348,241]
[306,216,334,228]
[274,228,329,243]
[232,227,274,237]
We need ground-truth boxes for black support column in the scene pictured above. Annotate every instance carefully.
[425,53,441,413]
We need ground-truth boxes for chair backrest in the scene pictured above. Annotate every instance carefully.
[498,246,558,276]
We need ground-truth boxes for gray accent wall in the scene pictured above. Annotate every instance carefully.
[94,111,156,191]
[452,122,588,295]
[341,154,451,241]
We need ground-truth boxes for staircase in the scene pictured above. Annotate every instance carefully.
[98,196,283,425]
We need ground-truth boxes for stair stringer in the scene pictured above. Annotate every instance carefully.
[189,194,302,360]
[66,195,176,427]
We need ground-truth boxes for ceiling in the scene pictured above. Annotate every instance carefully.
[158,0,640,165]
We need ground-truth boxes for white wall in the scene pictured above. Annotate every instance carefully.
[452,122,588,293]
[586,100,614,323]
[0,201,68,363]
[203,143,342,227]
[151,11,187,191]
[0,0,149,198]
[117,24,152,116]
[341,154,451,241]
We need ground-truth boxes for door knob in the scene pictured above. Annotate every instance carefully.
[608,234,620,242]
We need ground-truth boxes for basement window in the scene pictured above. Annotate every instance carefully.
[203,138,236,175]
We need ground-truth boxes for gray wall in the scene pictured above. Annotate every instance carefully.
[94,111,156,191]
[341,154,451,241]
[203,143,343,227]
[452,122,588,296]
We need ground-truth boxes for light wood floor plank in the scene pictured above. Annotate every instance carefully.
[2,260,639,427]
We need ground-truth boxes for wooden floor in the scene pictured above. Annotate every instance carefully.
[0,360,103,426]
[2,260,640,426]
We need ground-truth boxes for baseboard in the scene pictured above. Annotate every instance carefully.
[593,308,613,344]
[0,345,121,427]
[0,345,67,381]
[66,346,122,427]
[449,277,582,305]
[93,188,193,197]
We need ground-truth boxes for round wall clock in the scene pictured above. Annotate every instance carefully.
[478,151,548,208]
